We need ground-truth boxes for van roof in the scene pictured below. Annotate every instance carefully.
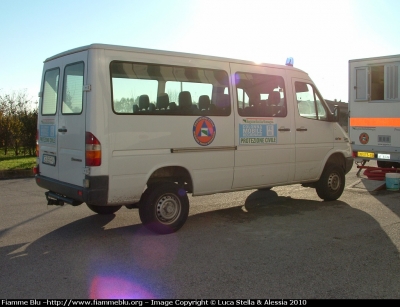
[44,43,305,72]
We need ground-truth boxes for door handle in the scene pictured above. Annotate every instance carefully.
[296,128,307,131]
[278,128,291,132]
[58,128,67,133]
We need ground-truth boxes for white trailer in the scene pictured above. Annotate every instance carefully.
[349,54,400,168]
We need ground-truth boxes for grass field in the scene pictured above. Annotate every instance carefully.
[0,150,36,170]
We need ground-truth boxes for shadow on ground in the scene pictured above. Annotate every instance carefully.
[1,188,399,299]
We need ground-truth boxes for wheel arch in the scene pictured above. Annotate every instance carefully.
[146,165,193,193]
[323,152,347,174]
[302,152,347,189]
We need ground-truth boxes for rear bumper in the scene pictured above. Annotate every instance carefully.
[35,175,108,206]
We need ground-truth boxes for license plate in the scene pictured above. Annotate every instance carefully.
[43,154,56,166]
[378,153,390,160]
[357,151,375,158]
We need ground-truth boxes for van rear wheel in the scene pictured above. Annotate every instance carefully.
[139,182,189,234]
[87,204,122,215]
[315,164,345,201]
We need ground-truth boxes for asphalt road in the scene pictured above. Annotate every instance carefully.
[1,163,399,299]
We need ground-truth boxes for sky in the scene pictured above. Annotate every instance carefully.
[0,0,399,104]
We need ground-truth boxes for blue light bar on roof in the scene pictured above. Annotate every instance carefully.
[285,57,294,66]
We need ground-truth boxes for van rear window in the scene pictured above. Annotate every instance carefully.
[62,62,84,114]
[42,68,60,115]
[110,61,230,116]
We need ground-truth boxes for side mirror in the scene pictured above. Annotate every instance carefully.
[333,105,340,122]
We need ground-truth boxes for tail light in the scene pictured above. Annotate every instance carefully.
[86,132,101,166]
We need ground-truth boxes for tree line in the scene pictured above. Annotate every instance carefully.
[0,90,38,156]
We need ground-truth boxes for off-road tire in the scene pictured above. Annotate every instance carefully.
[139,182,189,234]
[315,164,345,201]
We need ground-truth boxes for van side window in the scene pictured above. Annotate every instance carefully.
[295,82,327,120]
[235,72,287,117]
[110,61,230,116]
[165,81,212,111]
[42,68,60,115]
[114,78,158,113]
[62,62,84,114]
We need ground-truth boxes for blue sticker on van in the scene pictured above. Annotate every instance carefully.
[39,125,56,144]
[239,123,277,145]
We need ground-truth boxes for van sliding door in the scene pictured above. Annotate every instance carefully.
[230,63,295,189]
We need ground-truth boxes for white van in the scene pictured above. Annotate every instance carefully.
[34,44,353,234]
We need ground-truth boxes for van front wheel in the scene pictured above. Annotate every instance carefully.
[315,164,345,201]
[139,182,189,234]
[87,204,122,215]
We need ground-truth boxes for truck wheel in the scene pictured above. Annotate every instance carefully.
[377,161,393,168]
[139,182,189,234]
[87,204,122,215]
[315,164,345,201]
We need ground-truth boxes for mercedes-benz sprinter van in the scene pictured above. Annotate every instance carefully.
[35,44,353,234]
